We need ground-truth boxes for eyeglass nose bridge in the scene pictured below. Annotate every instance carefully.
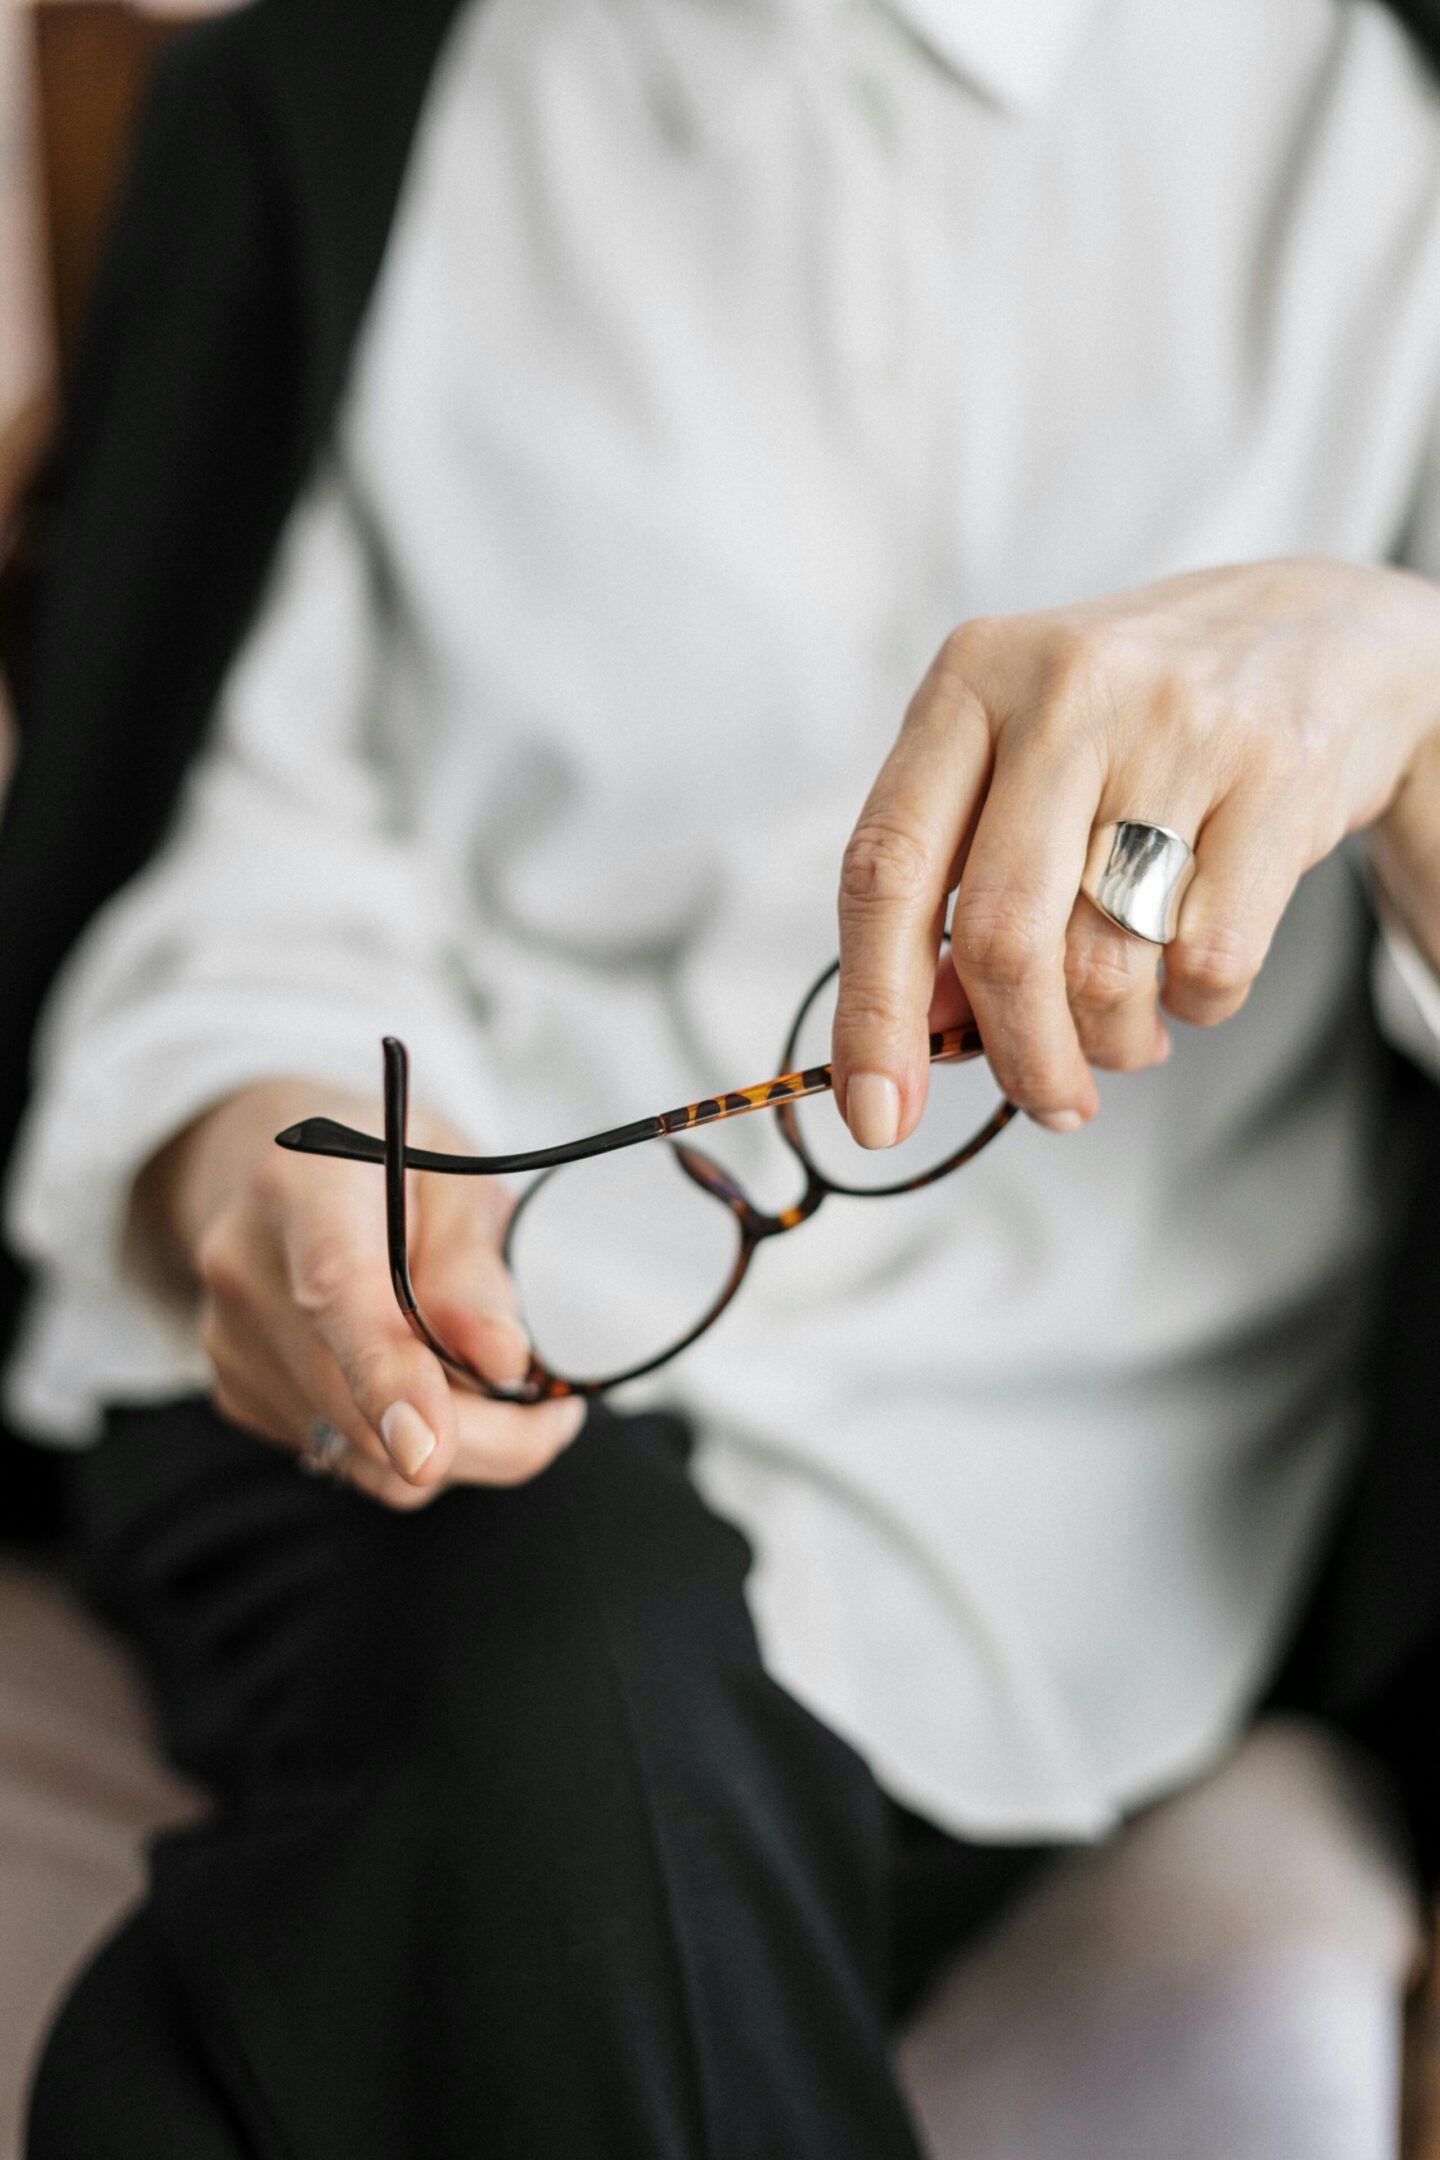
[375,974,1010,1400]
[672,1137,830,1241]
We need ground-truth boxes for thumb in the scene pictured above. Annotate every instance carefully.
[287,1208,465,1487]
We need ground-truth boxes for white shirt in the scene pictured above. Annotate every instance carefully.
[8,0,1440,1839]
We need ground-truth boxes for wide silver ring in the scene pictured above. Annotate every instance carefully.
[1081,820,1196,945]
[298,1417,351,1480]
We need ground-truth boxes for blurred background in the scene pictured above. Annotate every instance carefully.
[0,12,232,2149]
[0,0,233,773]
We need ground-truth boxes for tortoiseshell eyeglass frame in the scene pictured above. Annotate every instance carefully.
[274,957,1017,1405]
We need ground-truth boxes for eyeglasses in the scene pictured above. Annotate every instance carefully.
[275,954,1016,1404]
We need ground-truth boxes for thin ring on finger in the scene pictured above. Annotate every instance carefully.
[298,1416,352,1480]
[211,1300,398,1480]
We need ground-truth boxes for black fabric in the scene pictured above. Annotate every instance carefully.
[1386,0,1440,61]
[25,1397,1050,2160]
[1270,1049,1440,1726]
[28,1911,250,2160]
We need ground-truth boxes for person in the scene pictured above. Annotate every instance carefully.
[5,0,1440,2152]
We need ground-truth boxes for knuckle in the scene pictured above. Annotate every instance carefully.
[935,615,998,682]
[1066,934,1148,1013]
[250,1147,302,1212]
[194,1216,248,1301]
[1168,920,1258,1003]
[839,820,933,912]
[1003,1053,1073,1111]
[951,889,1052,989]
[1144,673,1209,756]
[1035,624,1107,713]
[1279,704,1336,781]
[289,1233,364,1317]
[343,1340,402,1413]
[832,983,908,1049]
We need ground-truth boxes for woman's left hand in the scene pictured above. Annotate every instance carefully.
[832,556,1440,1143]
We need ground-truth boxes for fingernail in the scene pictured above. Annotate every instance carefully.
[380,1401,437,1479]
[1155,1026,1174,1064]
[847,1073,901,1150]
[1034,1109,1084,1135]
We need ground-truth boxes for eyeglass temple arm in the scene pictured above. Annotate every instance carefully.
[273,1021,985,1176]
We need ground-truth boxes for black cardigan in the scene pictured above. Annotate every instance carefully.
[1,0,1438,1815]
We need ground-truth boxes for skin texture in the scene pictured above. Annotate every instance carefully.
[138,1081,584,1510]
[831,557,1440,1145]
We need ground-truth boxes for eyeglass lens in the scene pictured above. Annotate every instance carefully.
[502,956,1007,1388]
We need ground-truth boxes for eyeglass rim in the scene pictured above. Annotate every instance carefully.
[425,957,1013,1394]
[499,1145,758,1396]
[386,1044,764,1402]
[280,956,1016,1402]
[774,954,1016,1200]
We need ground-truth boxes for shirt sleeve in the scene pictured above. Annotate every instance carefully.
[1369,874,1440,1085]
[3,460,496,1328]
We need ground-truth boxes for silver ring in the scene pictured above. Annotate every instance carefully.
[298,1417,351,1480]
[1081,820,1196,945]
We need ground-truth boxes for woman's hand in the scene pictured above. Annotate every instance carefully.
[832,557,1440,1141]
[135,1080,585,1508]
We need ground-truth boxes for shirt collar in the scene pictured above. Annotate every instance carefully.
[883,0,1101,112]
[612,0,1101,147]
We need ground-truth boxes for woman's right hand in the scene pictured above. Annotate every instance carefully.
[135,1079,586,1509]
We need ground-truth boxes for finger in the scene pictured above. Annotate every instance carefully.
[206,1345,298,1451]
[211,1349,437,1509]
[205,1289,405,1479]
[1065,895,1170,1071]
[948,726,1104,1129]
[285,1212,464,1489]
[267,1270,578,1494]
[410,1173,531,1391]
[336,1447,444,1511]
[215,1355,441,1509]
[210,1304,447,1509]
[835,679,993,1146]
[447,1391,589,1488]
[927,953,974,1032]
[1161,790,1304,1029]
[196,1227,414,1481]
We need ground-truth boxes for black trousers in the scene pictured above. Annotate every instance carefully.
[27,1398,1053,2160]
